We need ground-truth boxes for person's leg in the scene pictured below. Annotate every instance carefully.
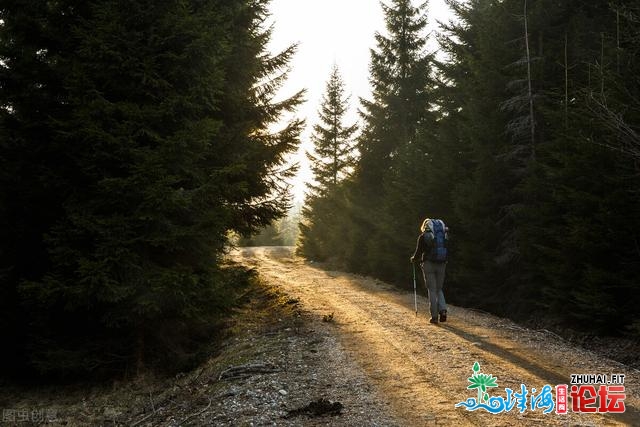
[431,263,447,321]
[422,262,439,321]
[435,263,447,313]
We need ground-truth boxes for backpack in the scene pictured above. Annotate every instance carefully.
[424,219,447,262]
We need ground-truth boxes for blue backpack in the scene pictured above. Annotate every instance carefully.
[424,219,447,262]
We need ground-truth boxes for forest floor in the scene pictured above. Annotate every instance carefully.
[2,245,639,426]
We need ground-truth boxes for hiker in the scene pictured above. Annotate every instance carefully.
[411,218,448,324]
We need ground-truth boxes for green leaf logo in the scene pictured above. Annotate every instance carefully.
[467,362,499,403]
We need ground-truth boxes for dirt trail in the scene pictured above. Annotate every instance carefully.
[234,246,640,426]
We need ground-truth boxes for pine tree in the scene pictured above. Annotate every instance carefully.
[339,0,434,276]
[298,65,357,260]
[434,0,537,314]
[0,0,303,376]
[307,65,357,194]
[357,0,432,188]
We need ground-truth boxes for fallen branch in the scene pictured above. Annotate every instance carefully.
[180,397,212,425]
[218,362,280,380]
[131,412,154,427]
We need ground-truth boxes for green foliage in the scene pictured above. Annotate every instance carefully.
[313,0,438,282]
[419,0,640,335]
[0,0,301,377]
[299,0,640,338]
[357,0,432,189]
[297,65,357,261]
[308,65,357,193]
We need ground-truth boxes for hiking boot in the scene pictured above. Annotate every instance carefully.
[429,317,439,324]
[439,310,447,322]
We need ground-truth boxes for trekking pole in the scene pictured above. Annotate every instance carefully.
[412,263,418,316]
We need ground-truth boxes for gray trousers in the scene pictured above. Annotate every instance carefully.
[422,261,447,319]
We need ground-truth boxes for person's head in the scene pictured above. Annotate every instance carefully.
[420,218,431,233]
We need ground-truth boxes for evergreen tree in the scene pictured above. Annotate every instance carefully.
[307,65,357,194]
[0,0,302,377]
[357,0,432,188]
[433,0,520,311]
[344,0,434,277]
[436,0,640,334]
[287,0,640,339]
[523,0,640,333]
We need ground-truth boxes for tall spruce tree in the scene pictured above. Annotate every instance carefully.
[298,65,357,260]
[0,0,302,376]
[357,0,431,188]
[308,65,357,194]
[434,0,507,312]
[495,0,640,334]
[343,0,434,277]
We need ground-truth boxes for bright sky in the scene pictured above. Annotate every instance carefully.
[266,0,456,203]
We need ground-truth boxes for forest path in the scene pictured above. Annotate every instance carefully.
[233,246,639,426]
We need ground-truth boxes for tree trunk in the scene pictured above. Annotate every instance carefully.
[524,0,535,159]
[135,323,145,376]
[564,32,568,130]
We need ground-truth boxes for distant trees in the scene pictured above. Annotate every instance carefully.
[299,0,437,268]
[239,205,301,247]
[298,0,640,338]
[0,0,302,377]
